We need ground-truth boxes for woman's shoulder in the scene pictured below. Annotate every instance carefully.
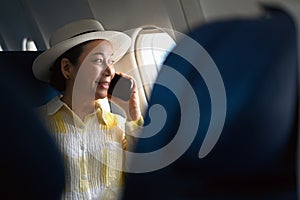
[34,95,62,117]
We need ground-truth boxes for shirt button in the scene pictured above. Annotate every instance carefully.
[82,175,87,180]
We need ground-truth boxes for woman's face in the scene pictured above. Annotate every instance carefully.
[72,39,115,100]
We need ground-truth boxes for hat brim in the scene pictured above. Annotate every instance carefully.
[32,31,131,82]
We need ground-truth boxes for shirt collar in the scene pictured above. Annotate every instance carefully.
[95,100,118,127]
[46,95,65,116]
[46,96,110,126]
[95,100,108,125]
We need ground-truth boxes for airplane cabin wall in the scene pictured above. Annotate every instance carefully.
[0,0,207,51]
[0,0,284,51]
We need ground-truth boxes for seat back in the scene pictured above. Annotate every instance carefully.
[122,5,298,200]
[0,51,59,108]
[0,51,65,199]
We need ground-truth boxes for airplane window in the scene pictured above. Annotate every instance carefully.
[135,29,176,99]
[136,32,176,70]
[22,38,37,51]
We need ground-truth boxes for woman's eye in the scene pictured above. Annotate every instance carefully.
[95,58,104,64]
[108,59,115,65]
[92,57,114,66]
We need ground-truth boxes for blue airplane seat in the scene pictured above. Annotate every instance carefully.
[0,51,60,108]
[0,52,65,198]
[123,5,298,200]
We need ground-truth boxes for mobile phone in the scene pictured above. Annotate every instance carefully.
[108,73,133,101]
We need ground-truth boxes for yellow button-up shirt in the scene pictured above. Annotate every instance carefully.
[36,96,143,200]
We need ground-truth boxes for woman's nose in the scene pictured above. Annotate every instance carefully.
[103,63,114,76]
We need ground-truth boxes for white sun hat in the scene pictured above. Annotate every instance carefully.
[32,19,131,82]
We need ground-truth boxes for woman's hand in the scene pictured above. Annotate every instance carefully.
[108,73,141,121]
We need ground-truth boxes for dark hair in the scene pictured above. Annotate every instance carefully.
[49,41,90,91]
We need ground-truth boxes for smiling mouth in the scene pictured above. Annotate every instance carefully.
[97,81,109,89]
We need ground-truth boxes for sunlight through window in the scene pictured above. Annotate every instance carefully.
[135,30,176,99]
[22,38,37,51]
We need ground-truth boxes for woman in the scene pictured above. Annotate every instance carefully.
[32,19,143,200]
